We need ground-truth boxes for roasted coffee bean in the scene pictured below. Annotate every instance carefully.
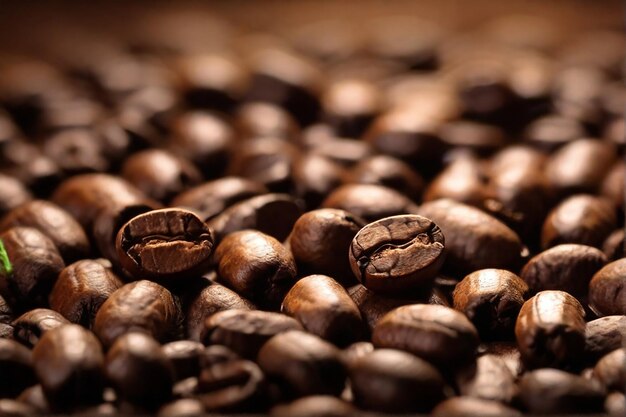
[589,259,626,316]
[235,102,299,141]
[32,324,105,409]
[0,200,90,263]
[121,150,202,203]
[270,395,356,417]
[440,120,507,155]
[601,161,624,210]
[0,227,65,309]
[172,377,199,399]
[431,397,521,417]
[12,309,69,347]
[593,348,625,391]
[0,293,12,324]
[197,359,267,412]
[1,141,63,197]
[49,260,123,327]
[585,316,626,363]
[16,384,49,413]
[417,199,524,276]
[185,281,254,341]
[605,392,626,416]
[0,174,32,217]
[281,275,365,346]
[455,354,517,404]
[518,368,605,414]
[208,194,302,243]
[288,209,364,285]
[292,154,345,210]
[339,341,374,368]
[214,230,297,307]
[452,269,528,340]
[523,114,585,151]
[349,214,445,293]
[162,340,204,381]
[321,79,381,138]
[310,138,374,167]
[515,290,586,370]
[520,244,607,298]
[200,344,239,368]
[541,194,617,250]
[42,129,109,175]
[348,348,448,413]
[424,152,488,207]
[201,309,302,359]
[93,280,181,348]
[105,332,174,409]
[257,330,346,398]
[346,155,424,201]
[0,339,36,398]
[372,304,479,370]
[171,177,268,221]
[157,398,204,417]
[602,228,625,261]
[116,208,214,282]
[0,399,38,416]
[479,342,524,377]
[322,184,418,223]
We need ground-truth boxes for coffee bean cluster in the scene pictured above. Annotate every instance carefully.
[0,8,624,417]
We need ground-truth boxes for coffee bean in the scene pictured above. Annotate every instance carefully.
[49,260,123,327]
[440,120,507,155]
[0,293,13,325]
[431,397,521,417]
[602,228,625,261]
[93,280,181,348]
[281,275,365,346]
[417,199,524,276]
[162,340,204,381]
[158,398,204,417]
[585,316,626,363]
[515,290,586,370]
[0,338,36,398]
[288,209,364,285]
[321,79,381,138]
[235,102,299,141]
[523,114,585,151]
[0,174,32,217]
[601,161,624,210]
[33,324,105,410]
[105,332,174,409]
[593,348,625,391]
[605,392,626,416]
[348,348,448,413]
[172,377,199,399]
[589,259,626,316]
[346,155,424,201]
[424,152,488,207]
[1,140,62,197]
[339,341,374,368]
[16,384,49,413]
[455,354,517,404]
[372,304,479,370]
[292,154,345,210]
[452,269,528,340]
[312,139,374,169]
[0,399,38,416]
[270,395,356,417]
[518,368,605,414]
[12,308,69,347]
[201,309,302,359]
[43,128,110,175]
[214,230,297,308]
[199,344,240,369]
[257,330,346,398]
[479,342,524,377]
[116,208,214,282]
[520,244,607,298]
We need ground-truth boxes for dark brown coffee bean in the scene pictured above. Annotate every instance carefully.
[172,377,199,399]
[288,209,364,285]
[171,177,268,221]
[12,309,69,347]
[235,102,299,141]
[321,79,381,138]
[455,354,517,404]
[372,304,479,370]
[519,368,605,414]
[16,384,49,413]
[214,230,296,308]
[593,348,625,391]
[270,395,356,417]
[589,259,626,316]
[346,155,424,201]
[431,397,521,417]
[601,161,624,210]
[349,214,445,293]
[0,293,12,324]
[0,338,36,398]
[417,199,523,276]
[200,345,239,368]
[0,174,32,217]
[479,342,524,377]
[322,184,418,223]
[515,290,586,370]
[105,332,174,409]
[339,341,374,368]
[1,140,62,197]
[453,269,528,340]
[281,275,365,346]
[440,120,507,155]
[520,244,607,298]
[523,114,585,151]
[348,348,448,413]
[257,330,346,398]
[49,260,123,327]
[541,194,617,250]
[292,154,345,210]
[310,138,374,168]
[162,340,204,381]
[602,228,625,261]
[424,152,488,207]
[585,316,626,363]
[93,280,181,348]
[0,227,65,309]
[605,392,626,416]
[33,324,105,410]
[201,309,302,359]
[158,398,204,417]
[116,208,214,282]
[208,194,302,243]
[553,66,605,126]
[0,399,38,416]
[0,200,90,264]
[42,128,109,175]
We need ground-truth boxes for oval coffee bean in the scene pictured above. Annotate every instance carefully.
[161,340,205,381]
[602,228,625,261]
[455,354,517,404]
[270,396,356,417]
[349,214,445,293]
[339,341,374,368]
[349,348,448,413]
[424,152,488,207]
[12,308,69,347]
[452,269,528,340]
[282,274,365,346]
[515,290,586,370]
[93,280,181,348]
[593,348,625,391]
[431,397,521,417]
[292,154,345,210]
[589,259,626,316]
[214,230,297,308]
[16,384,49,413]
[479,342,524,377]
[0,399,38,416]
[158,399,205,417]
[0,338,36,398]
[372,304,479,370]
[605,392,626,417]
[346,155,424,201]
[0,174,32,218]
[585,315,626,363]
[32,324,105,410]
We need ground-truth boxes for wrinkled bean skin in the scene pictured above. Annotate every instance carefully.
[589,259,626,316]
[584,316,626,363]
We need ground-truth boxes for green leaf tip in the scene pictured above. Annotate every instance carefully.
[0,239,12,276]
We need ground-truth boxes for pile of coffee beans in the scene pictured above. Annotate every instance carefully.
[0,8,624,417]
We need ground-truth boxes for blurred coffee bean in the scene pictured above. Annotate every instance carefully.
[321,79,382,138]
[431,397,521,417]
[42,129,109,175]
[424,151,488,207]
[270,395,355,417]
[593,348,625,391]
[0,399,38,416]
[515,290,586,370]
[162,340,204,381]
[235,102,299,141]
[201,309,302,359]
[601,161,624,210]
[346,155,424,201]
[523,114,585,151]
[0,338,36,398]
[12,309,69,347]
[456,354,517,404]
[1,140,63,197]
[552,66,606,127]
[214,230,296,308]
[452,269,528,340]
[440,120,507,155]
[200,345,240,369]
[478,342,524,378]
[339,341,374,368]
[158,398,204,417]
[292,154,345,209]
[589,259,626,316]
[605,392,626,417]
[16,384,49,413]
[585,316,626,363]
[349,348,448,413]
[310,138,374,167]
[93,280,181,348]
[0,174,32,217]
